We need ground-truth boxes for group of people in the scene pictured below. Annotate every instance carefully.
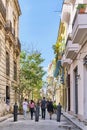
[22,99,35,120]
[22,97,62,121]
[41,97,54,120]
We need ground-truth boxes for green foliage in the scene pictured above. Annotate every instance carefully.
[77,4,86,9]
[18,104,22,111]
[18,50,46,103]
[18,104,23,114]
[53,104,57,109]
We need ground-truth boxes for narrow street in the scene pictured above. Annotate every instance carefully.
[0,113,81,130]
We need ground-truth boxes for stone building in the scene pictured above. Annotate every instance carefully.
[0,0,21,116]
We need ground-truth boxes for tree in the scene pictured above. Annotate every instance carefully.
[17,50,46,105]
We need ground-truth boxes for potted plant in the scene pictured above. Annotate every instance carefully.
[77,4,86,13]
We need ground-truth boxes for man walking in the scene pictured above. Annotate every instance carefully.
[41,97,47,119]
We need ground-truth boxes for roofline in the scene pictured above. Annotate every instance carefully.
[14,0,22,16]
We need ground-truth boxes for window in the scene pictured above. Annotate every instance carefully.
[6,51,10,76]
[14,61,17,81]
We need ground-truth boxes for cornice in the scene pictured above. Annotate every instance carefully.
[14,0,21,16]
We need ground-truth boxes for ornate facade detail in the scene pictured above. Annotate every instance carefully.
[0,0,21,116]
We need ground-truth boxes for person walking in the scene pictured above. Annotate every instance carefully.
[29,100,35,120]
[22,99,28,119]
[47,99,54,120]
[41,97,47,120]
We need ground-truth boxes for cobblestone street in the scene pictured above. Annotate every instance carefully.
[0,113,80,130]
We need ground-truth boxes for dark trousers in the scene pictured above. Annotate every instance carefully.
[41,108,46,119]
[30,108,34,119]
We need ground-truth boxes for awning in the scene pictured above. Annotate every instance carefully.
[60,67,64,84]
[54,60,61,77]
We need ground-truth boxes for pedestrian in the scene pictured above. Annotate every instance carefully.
[41,97,47,120]
[57,102,62,122]
[22,98,28,119]
[29,100,35,120]
[47,99,54,120]
[46,99,49,112]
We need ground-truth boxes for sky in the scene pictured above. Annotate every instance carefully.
[18,0,63,79]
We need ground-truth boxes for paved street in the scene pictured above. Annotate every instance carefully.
[0,112,81,130]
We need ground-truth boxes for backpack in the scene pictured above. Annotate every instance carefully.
[41,100,46,109]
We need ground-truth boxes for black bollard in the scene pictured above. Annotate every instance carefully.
[13,103,18,122]
[57,103,62,122]
[57,111,61,122]
[35,105,39,122]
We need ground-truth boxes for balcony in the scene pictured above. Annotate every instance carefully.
[5,20,15,42]
[5,20,12,32]
[61,54,72,67]
[65,40,79,60]
[72,13,87,44]
[65,0,75,4]
[0,0,6,20]
[61,2,70,24]
[15,37,21,52]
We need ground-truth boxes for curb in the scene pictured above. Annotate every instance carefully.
[63,112,84,130]
[0,114,13,122]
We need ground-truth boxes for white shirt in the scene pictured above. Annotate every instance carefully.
[23,101,28,111]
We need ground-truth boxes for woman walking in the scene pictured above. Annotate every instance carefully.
[29,100,35,120]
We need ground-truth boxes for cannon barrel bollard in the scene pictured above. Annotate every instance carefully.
[57,103,62,122]
[57,110,61,122]
[35,105,39,122]
[13,103,18,122]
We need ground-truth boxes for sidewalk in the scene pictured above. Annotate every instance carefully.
[63,111,87,130]
[0,114,13,122]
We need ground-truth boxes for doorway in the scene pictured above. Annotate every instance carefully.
[6,86,10,104]
[74,67,78,114]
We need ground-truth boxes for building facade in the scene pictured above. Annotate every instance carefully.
[0,0,21,116]
[61,0,87,121]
